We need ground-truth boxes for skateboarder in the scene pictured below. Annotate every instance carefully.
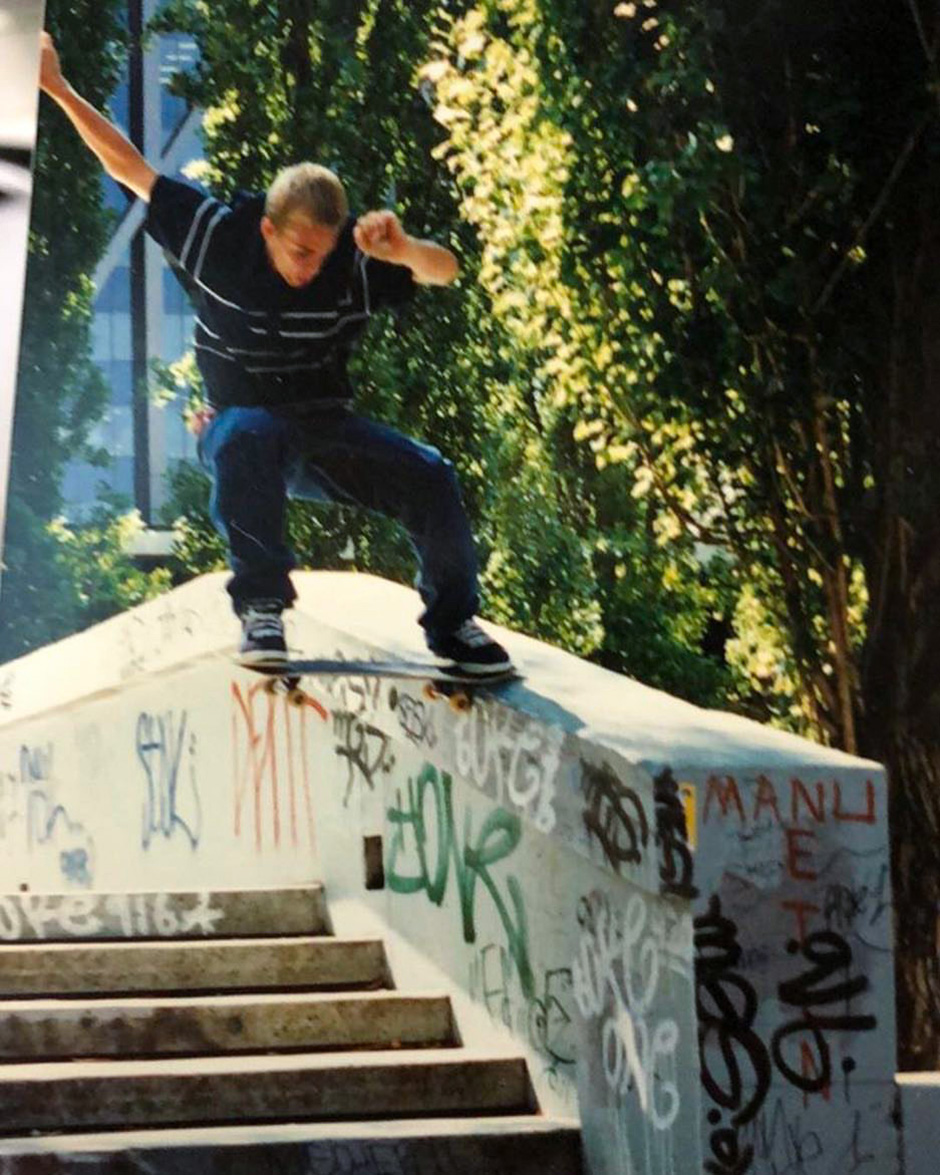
[39,32,512,673]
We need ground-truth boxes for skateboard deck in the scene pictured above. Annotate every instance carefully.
[245,657,521,711]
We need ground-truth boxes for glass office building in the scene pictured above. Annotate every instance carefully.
[61,1,201,525]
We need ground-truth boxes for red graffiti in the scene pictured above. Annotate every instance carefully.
[703,776,878,828]
[791,779,824,824]
[784,828,818,883]
[703,775,746,823]
[230,679,327,852]
[781,900,820,944]
[833,780,876,824]
[753,776,783,824]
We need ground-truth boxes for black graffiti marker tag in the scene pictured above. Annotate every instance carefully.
[582,760,649,872]
[771,929,876,1093]
[654,766,698,899]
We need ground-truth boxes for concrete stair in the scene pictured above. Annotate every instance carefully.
[0,937,389,994]
[0,1117,584,1173]
[0,991,455,1058]
[0,886,583,1173]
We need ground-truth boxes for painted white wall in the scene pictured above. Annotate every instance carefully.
[0,658,321,894]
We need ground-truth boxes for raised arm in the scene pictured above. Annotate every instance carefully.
[39,31,157,203]
[354,210,459,286]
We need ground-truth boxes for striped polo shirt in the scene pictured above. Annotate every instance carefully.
[144,174,416,410]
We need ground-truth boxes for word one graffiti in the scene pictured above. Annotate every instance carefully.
[572,890,681,1131]
[386,763,534,999]
[231,679,326,851]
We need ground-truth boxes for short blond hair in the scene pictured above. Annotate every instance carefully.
[265,162,348,228]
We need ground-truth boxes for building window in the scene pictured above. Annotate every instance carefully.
[63,2,202,524]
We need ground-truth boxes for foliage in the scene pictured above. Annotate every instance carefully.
[0,495,169,658]
[47,506,171,624]
[149,0,732,703]
[421,0,940,1064]
[419,0,931,747]
[0,0,130,660]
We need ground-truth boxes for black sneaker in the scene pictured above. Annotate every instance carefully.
[430,619,513,675]
[237,601,287,666]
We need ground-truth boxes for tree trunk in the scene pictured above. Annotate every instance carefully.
[860,172,940,1071]
[868,727,940,1070]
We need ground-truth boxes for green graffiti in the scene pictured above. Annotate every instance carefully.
[386,762,534,999]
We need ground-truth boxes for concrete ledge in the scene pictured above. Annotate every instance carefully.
[0,938,388,996]
[0,571,898,1172]
[0,1115,583,1174]
[0,1050,532,1132]
[0,991,455,1058]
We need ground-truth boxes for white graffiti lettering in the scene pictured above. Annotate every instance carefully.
[572,891,682,1130]
[0,892,224,940]
[454,704,562,833]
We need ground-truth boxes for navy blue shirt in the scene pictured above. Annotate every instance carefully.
[144,174,416,410]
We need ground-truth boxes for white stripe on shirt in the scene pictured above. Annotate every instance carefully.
[194,342,238,362]
[358,251,371,315]
[193,206,229,283]
[246,313,368,340]
[190,274,269,313]
[281,310,340,319]
[243,359,332,374]
[179,198,218,270]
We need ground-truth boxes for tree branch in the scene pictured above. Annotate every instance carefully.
[812,111,930,315]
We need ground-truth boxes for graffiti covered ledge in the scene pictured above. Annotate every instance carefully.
[0,571,897,1174]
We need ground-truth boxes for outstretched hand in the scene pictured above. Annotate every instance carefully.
[39,31,67,97]
[353,210,409,264]
[186,405,217,439]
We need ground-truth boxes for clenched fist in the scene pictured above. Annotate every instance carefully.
[353,210,409,264]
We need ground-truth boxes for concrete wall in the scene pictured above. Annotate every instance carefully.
[0,571,900,1174]
[687,766,897,1173]
[897,1076,939,1175]
[310,670,701,1175]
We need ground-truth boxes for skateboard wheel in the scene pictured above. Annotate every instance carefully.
[423,683,441,701]
[262,677,279,696]
[449,691,472,713]
[287,686,306,706]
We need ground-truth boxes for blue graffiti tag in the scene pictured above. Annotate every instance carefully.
[136,711,201,850]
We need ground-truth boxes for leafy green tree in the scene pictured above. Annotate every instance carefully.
[424,0,940,1064]
[48,504,172,623]
[0,0,142,658]
[152,0,733,700]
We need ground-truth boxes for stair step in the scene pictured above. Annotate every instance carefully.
[0,991,454,1058]
[0,887,329,941]
[0,938,387,996]
[0,1050,532,1132]
[0,1115,583,1173]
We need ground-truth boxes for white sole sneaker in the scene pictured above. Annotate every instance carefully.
[236,649,290,667]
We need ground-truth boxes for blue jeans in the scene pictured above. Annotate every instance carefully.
[198,405,480,644]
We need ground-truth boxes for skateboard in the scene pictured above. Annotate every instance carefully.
[245,657,521,711]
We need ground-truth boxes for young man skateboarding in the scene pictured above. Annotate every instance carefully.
[39,32,511,673]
